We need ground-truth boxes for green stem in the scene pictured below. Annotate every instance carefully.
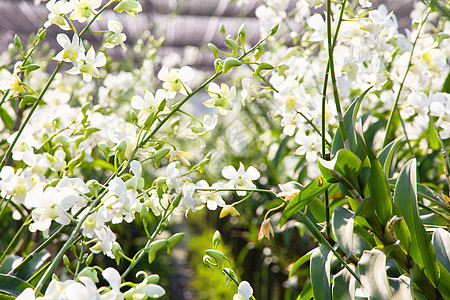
[34,196,101,295]
[322,0,347,241]
[428,113,450,187]
[195,187,277,196]
[222,268,257,300]
[418,203,450,224]
[297,111,331,146]
[0,62,63,172]
[383,10,430,147]
[74,237,86,277]
[120,205,171,279]
[326,0,349,150]
[0,216,31,264]
[297,210,361,284]
[0,90,10,107]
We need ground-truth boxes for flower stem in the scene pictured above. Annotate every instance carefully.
[383,9,430,147]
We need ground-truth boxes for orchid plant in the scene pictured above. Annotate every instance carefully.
[0,0,449,299]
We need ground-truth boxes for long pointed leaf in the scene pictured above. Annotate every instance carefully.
[289,249,315,278]
[332,266,357,300]
[280,176,331,227]
[359,249,393,300]
[0,274,36,297]
[388,275,412,299]
[377,137,403,177]
[332,206,370,257]
[432,228,450,274]
[332,87,372,160]
[310,245,332,300]
[393,159,439,286]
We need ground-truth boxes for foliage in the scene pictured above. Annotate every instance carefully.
[0,0,449,299]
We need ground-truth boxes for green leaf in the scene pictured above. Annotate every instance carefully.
[377,137,403,177]
[359,249,393,300]
[310,245,332,300]
[442,71,450,93]
[318,149,362,193]
[437,261,450,299]
[0,274,37,297]
[388,275,413,299]
[305,197,326,223]
[16,250,50,281]
[298,282,313,300]
[393,159,439,286]
[280,176,331,227]
[362,137,392,226]
[0,107,13,130]
[332,87,372,160]
[332,266,356,300]
[332,206,370,257]
[289,249,315,278]
[432,228,450,274]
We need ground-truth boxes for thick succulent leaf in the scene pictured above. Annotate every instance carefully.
[310,245,332,300]
[0,274,37,297]
[332,87,372,161]
[377,137,403,177]
[332,266,357,300]
[361,134,392,226]
[280,175,331,227]
[437,261,450,299]
[332,206,370,257]
[298,282,313,300]
[432,228,450,274]
[388,275,412,299]
[318,149,362,193]
[358,249,393,300]
[289,249,315,278]
[16,251,51,281]
[393,159,439,286]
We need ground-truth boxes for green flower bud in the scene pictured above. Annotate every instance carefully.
[171,193,183,208]
[208,43,219,58]
[98,142,112,157]
[14,34,22,51]
[85,253,94,266]
[116,139,127,153]
[212,230,221,249]
[37,28,47,41]
[205,250,225,269]
[140,205,149,222]
[278,64,289,76]
[219,23,226,37]
[223,268,237,286]
[143,112,155,129]
[63,255,71,269]
[269,24,279,36]
[87,179,101,197]
[225,38,239,55]
[113,0,143,17]
[214,59,223,73]
[77,267,99,283]
[222,58,242,73]
[238,24,247,45]
[154,148,170,160]
[167,232,185,254]
[157,99,167,112]
[19,95,37,109]
[24,64,40,77]
[147,274,160,284]
[147,240,168,264]
[130,110,138,124]
[254,62,274,75]
[112,242,124,265]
